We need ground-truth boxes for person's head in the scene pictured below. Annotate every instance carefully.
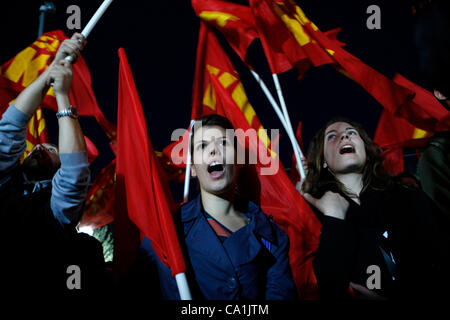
[190,114,240,197]
[302,117,391,197]
[22,143,61,182]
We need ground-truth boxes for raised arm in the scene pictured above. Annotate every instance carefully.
[13,33,85,117]
[0,33,85,182]
[49,58,90,228]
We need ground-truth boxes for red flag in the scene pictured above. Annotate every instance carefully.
[192,0,343,78]
[115,48,186,277]
[373,75,446,175]
[258,0,449,132]
[188,22,321,298]
[249,0,344,76]
[392,74,450,132]
[375,110,431,150]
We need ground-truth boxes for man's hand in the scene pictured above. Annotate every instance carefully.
[47,60,73,104]
[303,191,349,220]
[54,32,86,63]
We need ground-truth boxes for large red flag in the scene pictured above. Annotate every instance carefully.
[192,0,343,77]
[251,0,450,132]
[115,48,186,277]
[186,22,321,298]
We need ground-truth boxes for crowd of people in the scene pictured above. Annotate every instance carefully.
[1,1,449,301]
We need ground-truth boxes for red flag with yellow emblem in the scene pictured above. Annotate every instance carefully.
[192,0,258,62]
[253,0,450,133]
[0,30,116,147]
[192,0,343,77]
[250,0,337,74]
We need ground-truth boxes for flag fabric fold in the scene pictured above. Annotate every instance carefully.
[80,159,116,230]
[192,0,258,62]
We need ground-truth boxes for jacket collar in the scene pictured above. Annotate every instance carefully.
[181,194,276,244]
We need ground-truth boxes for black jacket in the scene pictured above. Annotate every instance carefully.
[312,181,450,300]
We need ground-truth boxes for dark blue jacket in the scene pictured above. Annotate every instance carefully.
[139,195,297,300]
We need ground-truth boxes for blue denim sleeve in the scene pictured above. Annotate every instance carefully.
[0,105,30,184]
[50,151,90,228]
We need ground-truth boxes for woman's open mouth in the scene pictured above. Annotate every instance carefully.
[207,161,225,179]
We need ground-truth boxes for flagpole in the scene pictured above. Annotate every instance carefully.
[183,120,196,203]
[272,73,306,178]
[81,0,114,38]
[250,69,306,180]
[65,0,114,61]
[175,272,193,300]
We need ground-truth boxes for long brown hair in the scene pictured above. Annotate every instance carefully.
[302,117,395,198]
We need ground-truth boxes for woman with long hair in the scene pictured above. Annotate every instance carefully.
[301,117,449,299]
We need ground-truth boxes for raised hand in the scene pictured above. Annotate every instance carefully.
[303,190,349,220]
[54,32,86,63]
[47,59,73,100]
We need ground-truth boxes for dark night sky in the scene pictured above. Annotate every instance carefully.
[1,0,425,195]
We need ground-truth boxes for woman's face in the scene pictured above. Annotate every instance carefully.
[323,122,367,174]
[191,125,238,196]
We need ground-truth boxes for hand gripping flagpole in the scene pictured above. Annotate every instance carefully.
[250,69,306,180]
[65,0,114,62]
[183,120,196,204]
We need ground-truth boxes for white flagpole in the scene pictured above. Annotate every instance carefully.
[179,121,195,299]
[272,73,306,178]
[65,0,114,61]
[175,273,192,300]
[81,0,114,38]
[183,120,196,203]
[250,70,306,180]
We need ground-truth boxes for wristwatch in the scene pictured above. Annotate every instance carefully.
[56,106,79,119]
